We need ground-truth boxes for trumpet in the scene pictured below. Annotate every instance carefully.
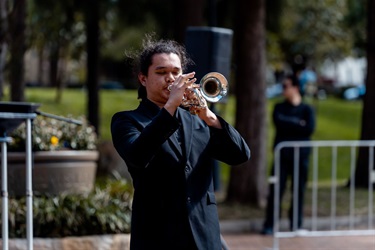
[179,72,228,114]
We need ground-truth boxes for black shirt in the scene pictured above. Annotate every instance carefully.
[273,101,315,147]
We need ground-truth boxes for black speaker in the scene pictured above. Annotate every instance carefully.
[185,27,233,191]
[185,26,233,81]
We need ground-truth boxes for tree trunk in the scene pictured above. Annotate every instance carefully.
[49,44,59,87]
[226,0,267,207]
[54,46,67,103]
[0,0,8,99]
[173,0,204,43]
[37,48,44,85]
[0,43,7,99]
[85,0,100,135]
[354,0,375,187]
[9,0,26,102]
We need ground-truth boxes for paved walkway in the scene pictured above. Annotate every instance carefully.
[222,233,375,250]
[220,218,375,250]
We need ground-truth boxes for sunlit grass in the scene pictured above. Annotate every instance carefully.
[17,87,139,140]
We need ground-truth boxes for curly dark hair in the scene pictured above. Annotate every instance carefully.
[132,35,194,100]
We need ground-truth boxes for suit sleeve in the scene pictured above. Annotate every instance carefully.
[208,116,251,165]
[111,108,180,169]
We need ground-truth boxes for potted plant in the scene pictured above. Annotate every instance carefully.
[3,115,99,196]
[1,116,133,248]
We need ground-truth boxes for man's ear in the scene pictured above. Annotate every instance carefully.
[138,74,147,86]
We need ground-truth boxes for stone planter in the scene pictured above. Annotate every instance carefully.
[1,150,99,196]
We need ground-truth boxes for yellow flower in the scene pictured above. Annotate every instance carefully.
[50,136,59,146]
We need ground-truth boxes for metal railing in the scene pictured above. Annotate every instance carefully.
[272,140,375,250]
[0,112,36,250]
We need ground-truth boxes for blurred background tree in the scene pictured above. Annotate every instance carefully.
[345,0,367,56]
[0,0,8,99]
[279,0,353,71]
[225,0,267,207]
[355,0,374,187]
[8,0,27,101]
[28,0,86,103]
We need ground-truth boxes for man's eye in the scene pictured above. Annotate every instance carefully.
[156,71,165,74]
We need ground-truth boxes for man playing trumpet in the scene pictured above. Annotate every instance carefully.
[111,36,250,250]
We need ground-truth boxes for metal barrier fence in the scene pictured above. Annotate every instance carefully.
[272,140,375,250]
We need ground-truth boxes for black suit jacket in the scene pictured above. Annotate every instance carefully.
[111,99,250,250]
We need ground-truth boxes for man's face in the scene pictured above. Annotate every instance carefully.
[282,79,296,99]
[138,53,182,107]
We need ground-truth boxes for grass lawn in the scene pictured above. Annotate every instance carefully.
[17,87,140,140]
[15,87,362,139]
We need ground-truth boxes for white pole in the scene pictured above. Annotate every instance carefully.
[273,148,281,250]
[1,138,10,250]
[25,119,33,250]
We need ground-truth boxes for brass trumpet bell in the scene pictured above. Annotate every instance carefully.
[200,72,228,103]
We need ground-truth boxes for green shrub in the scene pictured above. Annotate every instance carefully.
[3,178,133,238]
[9,115,98,151]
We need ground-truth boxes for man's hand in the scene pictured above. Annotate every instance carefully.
[164,72,196,115]
[191,106,222,129]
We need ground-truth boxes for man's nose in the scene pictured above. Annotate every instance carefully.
[166,73,175,82]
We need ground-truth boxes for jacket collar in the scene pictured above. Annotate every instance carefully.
[138,99,162,118]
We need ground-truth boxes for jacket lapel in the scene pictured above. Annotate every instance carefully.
[179,109,193,159]
[139,100,184,157]
[169,129,183,157]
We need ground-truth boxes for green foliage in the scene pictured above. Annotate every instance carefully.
[23,0,368,88]
[266,31,285,70]
[279,0,353,65]
[8,115,97,151]
[344,0,367,55]
[4,178,133,238]
[28,0,86,58]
